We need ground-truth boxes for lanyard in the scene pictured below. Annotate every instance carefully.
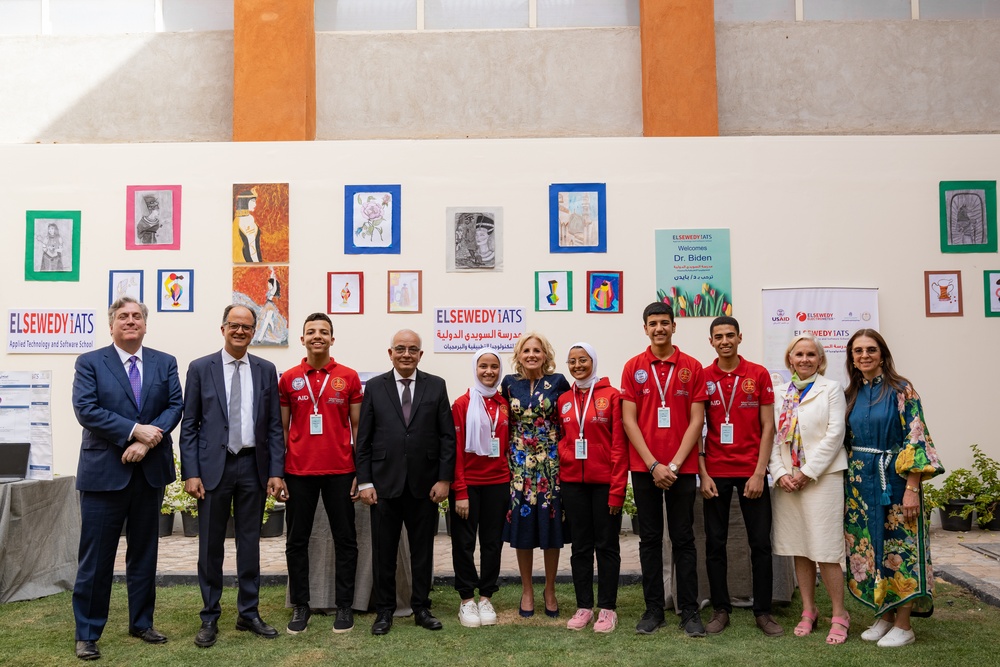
[718,375,740,425]
[572,385,596,439]
[304,371,330,415]
[482,395,500,437]
[651,362,675,408]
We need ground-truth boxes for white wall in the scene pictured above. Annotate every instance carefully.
[1,136,996,479]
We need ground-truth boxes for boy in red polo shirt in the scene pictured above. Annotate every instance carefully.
[699,316,782,637]
[621,302,707,637]
[278,313,363,635]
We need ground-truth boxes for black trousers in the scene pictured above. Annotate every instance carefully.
[560,481,623,610]
[370,487,437,613]
[703,477,774,615]
[449,482,508,600]
[284,472,358,609]
[632,472,698,614]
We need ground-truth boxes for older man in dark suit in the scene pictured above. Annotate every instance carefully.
[71,296,183,661]
[356,329,456,635]
[179,305,287,648]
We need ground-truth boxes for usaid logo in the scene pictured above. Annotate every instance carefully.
[772,308,790,323]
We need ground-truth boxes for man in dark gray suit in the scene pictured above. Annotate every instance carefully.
[179,304,287,648]
[71,296,183,661]
[356,329,456,635]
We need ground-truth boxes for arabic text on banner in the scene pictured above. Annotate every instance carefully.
[434,307,526,353]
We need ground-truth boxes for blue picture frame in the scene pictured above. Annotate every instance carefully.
[156,269,194,312]
[108,270,144,306]
[586,270,623,314]
[549,183,607,254]
[344,184,402,255]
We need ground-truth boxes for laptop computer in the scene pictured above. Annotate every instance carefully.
[0,442,31,482]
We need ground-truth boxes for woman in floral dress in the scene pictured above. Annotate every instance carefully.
[500,332,570,618]
[844,329,944,648]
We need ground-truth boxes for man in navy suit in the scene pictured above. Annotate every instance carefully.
[356,329,456,635]
[179,304,286,648]
[71,296,183,661]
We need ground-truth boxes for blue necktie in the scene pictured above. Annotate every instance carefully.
[128,356,141,409]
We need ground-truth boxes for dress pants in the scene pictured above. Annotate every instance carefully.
[560,481,623,610]
[370,487,437,613]
[284,472,358,609]
[449,482,508,600]
[197,449,265,622]
[703,477,774,615]
[632,472,698,614]
[73,470,163,640]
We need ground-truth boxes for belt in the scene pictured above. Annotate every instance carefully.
[852,446,899,505]
[228,447,256,458]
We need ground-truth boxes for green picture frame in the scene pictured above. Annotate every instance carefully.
[985,270,1000,318]
[25,210,81,282]
[939,181,997,253]
[534,270,573,312]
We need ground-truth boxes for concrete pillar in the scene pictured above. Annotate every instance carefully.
[639,0,719,136]
[233,0,315,141]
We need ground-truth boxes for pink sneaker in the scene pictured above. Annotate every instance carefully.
[593,609,618,633]
[566,608,594,630]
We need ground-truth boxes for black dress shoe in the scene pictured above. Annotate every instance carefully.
[370,610,393,636]
[414,609,443,631]
[129,627,168,644]
[194,621,218,648]
[75,640,100,660]
[236,616,279,639]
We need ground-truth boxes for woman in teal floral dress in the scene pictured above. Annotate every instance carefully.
[501,332,570,617]
[844,330,944,648]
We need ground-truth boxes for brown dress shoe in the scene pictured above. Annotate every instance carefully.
[706,609,730,635]
[756,613,785,637]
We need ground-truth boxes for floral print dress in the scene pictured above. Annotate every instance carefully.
[845,377,944,616]
[500,373,571,550]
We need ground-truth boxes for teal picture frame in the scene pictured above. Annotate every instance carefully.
[939,181,997,253]
[25,210,81,282]
[985,270,1000,318]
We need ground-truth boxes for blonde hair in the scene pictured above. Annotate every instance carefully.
[510,331,557,377]
[784,335,828,375]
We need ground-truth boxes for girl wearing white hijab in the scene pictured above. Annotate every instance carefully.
[556,343,628,633]
[450,347,511,628]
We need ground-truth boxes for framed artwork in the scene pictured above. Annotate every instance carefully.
[345,184,401,255]
[549,182,607,253]
[109,270,144,306]
[156,269,194,312]
[586,271,622,314]
[126,185,181,250]
[535,270,573,312]
[328,271,364,315]
[233,265,289,346]
[939,181,997,253]
[985,270,1000,318]
[232,183,290,263]
[446,207,503,271]
[387,270,421,313]
[25,210,81,282]
[924,270,962,317]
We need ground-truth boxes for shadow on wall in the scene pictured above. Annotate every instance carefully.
[0,32,233,144]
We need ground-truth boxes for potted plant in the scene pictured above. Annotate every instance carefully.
[438,498,451,536]
[924,468,981,531]
[161,454,198,537]
[622,482,639,535]
[967,444,1000,530]
[260,496,285,538]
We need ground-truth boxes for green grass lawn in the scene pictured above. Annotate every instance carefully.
[2,581,998,666]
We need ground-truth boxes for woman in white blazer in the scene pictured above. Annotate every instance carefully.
[769,335,849,645]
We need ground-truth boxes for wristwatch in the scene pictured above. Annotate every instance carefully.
[667,462,679,474]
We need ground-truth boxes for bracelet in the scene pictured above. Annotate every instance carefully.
[649,461,660,474]
[698,452,706,457]
[906,484,919,493]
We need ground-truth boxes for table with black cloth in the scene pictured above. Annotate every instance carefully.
[0,476,80,603]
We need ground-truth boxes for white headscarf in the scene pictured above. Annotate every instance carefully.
[465,347,502,455]
[567,342,599,389]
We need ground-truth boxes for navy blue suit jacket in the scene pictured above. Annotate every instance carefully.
[179,350,284,491]
[72,344,183,492]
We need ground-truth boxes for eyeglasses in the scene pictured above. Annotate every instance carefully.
[851,346,879,356]
[225,322,255,333]
[392,346,421,355]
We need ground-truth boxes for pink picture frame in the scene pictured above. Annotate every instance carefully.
[126,185,181,250]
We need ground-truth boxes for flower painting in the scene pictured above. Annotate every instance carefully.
[345,184,401,254]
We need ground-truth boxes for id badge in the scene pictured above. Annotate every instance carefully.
[489,437,501,458]
[657,407,671,428]
[575,438,588,459]
[720,422,734,444]
[309,413,323,435]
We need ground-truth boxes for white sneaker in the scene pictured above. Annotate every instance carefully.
[861,618,894,641]
[877,626,916,647]
[458,599,481,628]
[478,598,497,626]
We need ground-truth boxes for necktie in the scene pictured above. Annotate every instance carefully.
[400,378,412,424]
[127,356,141,409]
[228,360,243,454]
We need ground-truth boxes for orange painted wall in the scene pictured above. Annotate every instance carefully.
[233,0,316,141]
[639,0,718,137]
